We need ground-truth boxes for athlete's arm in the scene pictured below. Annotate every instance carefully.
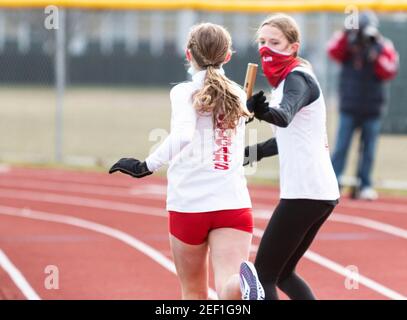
[254,71,320,127]
[244,137,278,166]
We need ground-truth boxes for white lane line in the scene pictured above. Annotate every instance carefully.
[129,185,167,196]
[1,187,406,242]
[250,190,407,214]
[0,249,41,300]
[1,191,405,301]
[0,205,218,300]
[304,251,406,301]
[3,205,405,301]
[3,172,407,213]
[1,186,407,241]
[0,179,164,200]
[254,208,407,240]
[2,170,142,187]
[253,228,406,300]
[4,175,406,214]
[335,201,407,215]
[330,214,407,240]
[0,188,166,218]
[248,188,407,214]
[0,165,10,174]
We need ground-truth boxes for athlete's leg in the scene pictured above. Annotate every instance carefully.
[277,201,336,299]
[208,228,252,300]
[169,235,209,300]
[254,199,330,300]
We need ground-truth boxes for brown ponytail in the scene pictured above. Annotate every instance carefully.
[187,23,250,130]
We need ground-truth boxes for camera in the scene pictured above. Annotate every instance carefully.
[347,11,379,45]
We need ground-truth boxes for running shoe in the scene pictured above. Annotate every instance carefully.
[239,261,265,300]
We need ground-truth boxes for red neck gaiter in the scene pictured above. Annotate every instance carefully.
[259,46,300,88]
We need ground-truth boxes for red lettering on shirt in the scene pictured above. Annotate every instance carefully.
[213,116,233,170]
[214,163,229,170]
[214,146,231,155]
[213,153,230,163]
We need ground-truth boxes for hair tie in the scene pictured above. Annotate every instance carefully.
[204,63,220,68]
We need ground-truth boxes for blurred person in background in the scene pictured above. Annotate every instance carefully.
[327,10,399,200]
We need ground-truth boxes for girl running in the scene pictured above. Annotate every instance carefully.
[242,14,340,300]
[109,23,263,300]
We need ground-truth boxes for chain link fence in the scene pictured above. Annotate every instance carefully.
[1,8,406,186]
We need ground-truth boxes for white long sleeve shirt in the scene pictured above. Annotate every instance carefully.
[146,70,252,212]
[268,66,340,200]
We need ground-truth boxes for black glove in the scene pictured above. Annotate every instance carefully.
[243,144,263,167]
[243,138,278,166]
[109,158,152,178]
[246,91,269,119]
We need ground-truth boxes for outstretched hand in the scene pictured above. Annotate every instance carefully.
[246,91,269,118]
[109,158,152,178]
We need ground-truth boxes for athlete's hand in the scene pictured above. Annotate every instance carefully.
[246,91,269,118]
[243,146,252,166]
[109,158,152,178]
[243,145,263,167]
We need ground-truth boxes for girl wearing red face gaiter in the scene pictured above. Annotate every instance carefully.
[259,45,300,88]
[239,14,340,301]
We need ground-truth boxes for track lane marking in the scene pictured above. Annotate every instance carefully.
[1,192,405,299]
[0,249,40,300]
[264,228,407,300]
[3,172,407,213]
[0,205,218,300]
[0,188,406,241]
[254,209,407,240]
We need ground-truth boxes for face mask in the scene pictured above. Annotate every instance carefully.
[259,46,300,87]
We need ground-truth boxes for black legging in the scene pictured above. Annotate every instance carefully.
[254,199,337,300]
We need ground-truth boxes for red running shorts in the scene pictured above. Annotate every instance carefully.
[169,208,253,245]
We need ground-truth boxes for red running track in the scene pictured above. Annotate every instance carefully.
[0,166,406,300]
